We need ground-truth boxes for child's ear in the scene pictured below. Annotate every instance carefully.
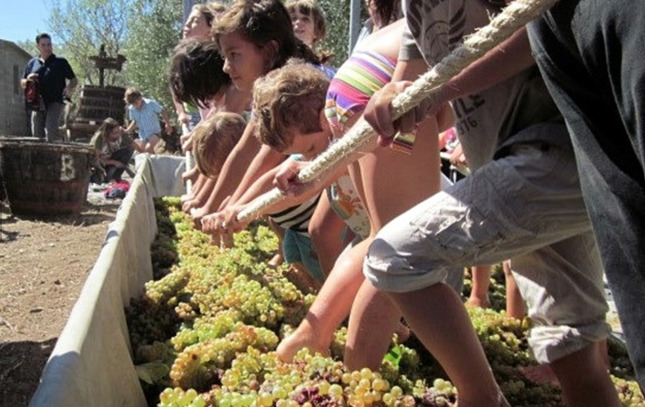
[262,40,280,70]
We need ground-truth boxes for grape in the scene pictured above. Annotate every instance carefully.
[129,198,645,407]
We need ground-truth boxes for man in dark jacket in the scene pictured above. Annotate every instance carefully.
[20,33,77,142]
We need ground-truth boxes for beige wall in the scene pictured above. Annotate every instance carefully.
[0,39,32,137]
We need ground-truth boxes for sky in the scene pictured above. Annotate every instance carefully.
[0,0,51,45]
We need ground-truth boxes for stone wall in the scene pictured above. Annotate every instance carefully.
[0,39,32,137]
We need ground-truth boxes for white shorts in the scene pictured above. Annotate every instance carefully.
[364,137,609,363]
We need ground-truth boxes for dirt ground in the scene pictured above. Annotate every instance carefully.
[0,195,120,407]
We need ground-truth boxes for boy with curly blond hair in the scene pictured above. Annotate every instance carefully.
[192,112,247,179]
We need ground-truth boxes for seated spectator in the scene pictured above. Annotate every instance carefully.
[90,117,142,184]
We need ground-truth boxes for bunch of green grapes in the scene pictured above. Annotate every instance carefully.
[175,228,219,260]
[144,266,191,305]
[232,222,280,262]
[466,307,563,405]
[171,310,242,352]
[158,387,206,407]
[144,198,645,407]
[150,233,179,277]
[136,340,175,364]
[127,296,182,355]
[612,375,645,406]
[154,197,178,237]
[169,323,279,391]
[265,276,312,326]
[213,349,404,407]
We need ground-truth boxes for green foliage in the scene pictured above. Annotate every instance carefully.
[123,0,183,110]
[317,0,354,68]
[44,0,182,110]
[13,40,37,57]
[46,0,132,87]
[36,0,359,120]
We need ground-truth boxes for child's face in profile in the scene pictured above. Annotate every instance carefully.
[219,31,270,92]
[183,9,210,39]
[282,126,331,160]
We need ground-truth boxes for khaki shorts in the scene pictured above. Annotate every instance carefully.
[364,139,609,363]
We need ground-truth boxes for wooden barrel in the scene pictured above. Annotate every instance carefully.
[0,138,95,216]
[75,85,126,124]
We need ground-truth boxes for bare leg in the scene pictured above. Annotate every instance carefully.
[276,239,370,361]
[502,260,526,320]
[520,338,610,386]
[308,193,353,278]
[145,135,160,154]
[550,341,620,407]
[388,284,504,407]
[466,265,492,308]
[342,110,444,372]
[345,280,402,371]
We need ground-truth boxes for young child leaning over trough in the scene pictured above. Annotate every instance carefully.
[209,19,461,372]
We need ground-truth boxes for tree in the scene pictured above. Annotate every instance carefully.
[317,0,354,68]
[46,0,132,87]
[14,40,38,57]
[123,0,183,110]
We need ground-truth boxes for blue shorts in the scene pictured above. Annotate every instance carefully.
[283,229,324,282]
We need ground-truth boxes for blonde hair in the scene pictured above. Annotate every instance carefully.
[124,87,142,104]
[193,112,247,178]
[252,60,328,152]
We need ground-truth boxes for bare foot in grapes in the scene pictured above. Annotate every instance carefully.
[276,324,329,362]
[465,296,490,309]
[519,364,560,386]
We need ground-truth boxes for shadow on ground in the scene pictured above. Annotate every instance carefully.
[0,338,57,407]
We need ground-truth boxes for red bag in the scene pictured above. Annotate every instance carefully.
[25,79,42,110]
[104,181,130,199]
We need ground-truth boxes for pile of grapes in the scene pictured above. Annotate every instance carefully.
[126,197,644,407]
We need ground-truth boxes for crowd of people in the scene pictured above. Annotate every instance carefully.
[23,0,645,405]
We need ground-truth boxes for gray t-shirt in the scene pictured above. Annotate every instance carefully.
[400,0,565,170]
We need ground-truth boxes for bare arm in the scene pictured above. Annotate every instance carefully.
[235,161,327,214]
[227,143,286,205]
[203,161,333,234]
[439,28,534,103]
[124,120,137,133]
[365,28,535,140]
[172,91,191,125]
[213,121,284,208]
[190,121,279,223]
[64,77,78,97]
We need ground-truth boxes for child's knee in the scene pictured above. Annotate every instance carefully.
[363,236,454,293]
[527,320,610,365]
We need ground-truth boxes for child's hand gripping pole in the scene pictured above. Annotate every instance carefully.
[236,0,559,223]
